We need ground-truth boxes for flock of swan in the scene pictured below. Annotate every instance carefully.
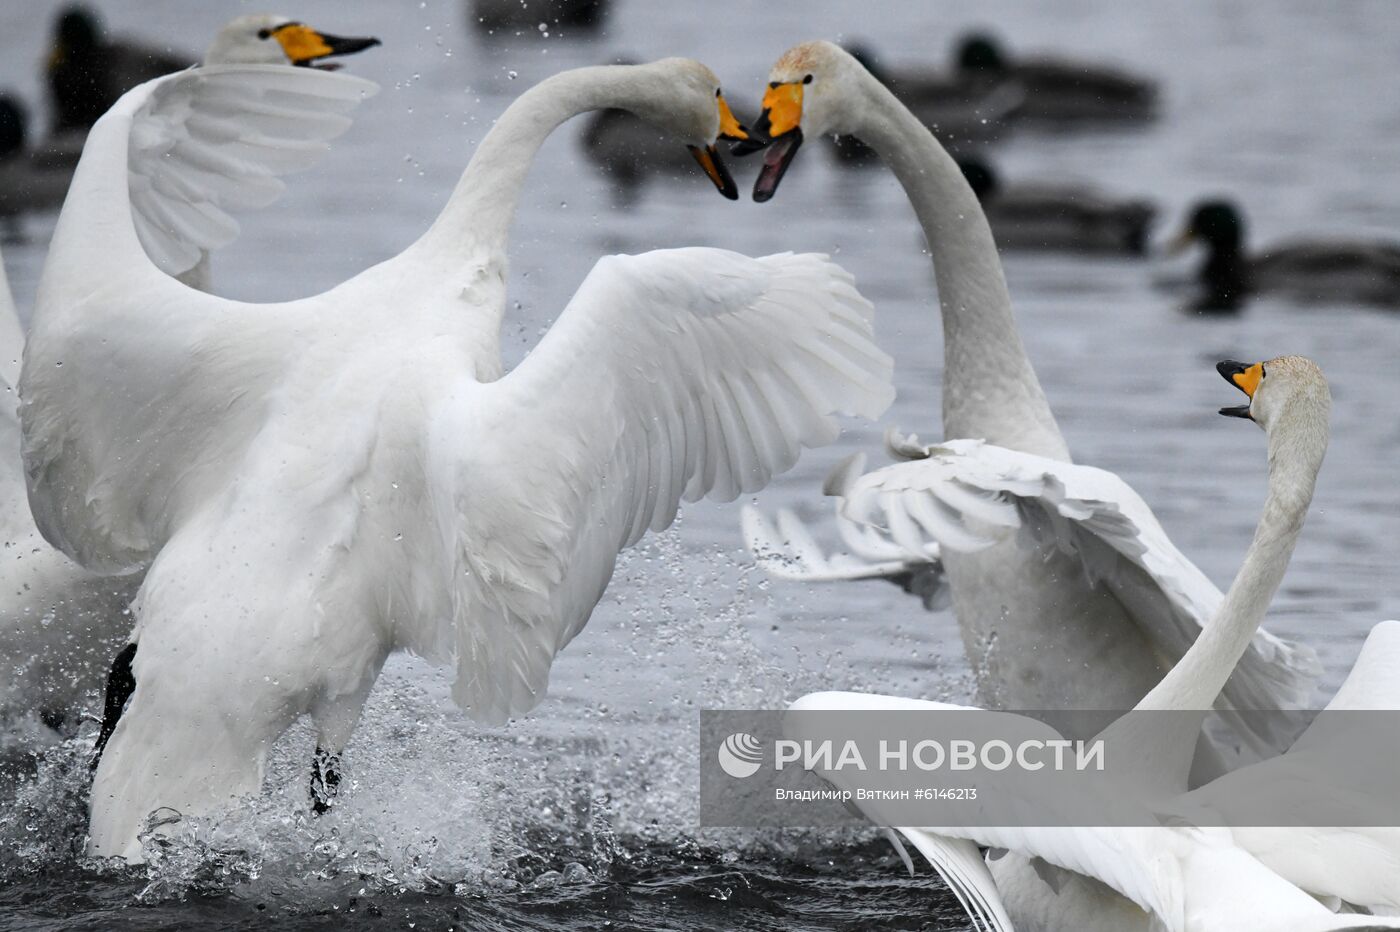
[0,13,1395,931]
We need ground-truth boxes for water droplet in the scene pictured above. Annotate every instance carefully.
[507,70,518,80]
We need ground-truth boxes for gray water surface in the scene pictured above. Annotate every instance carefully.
[2,1,1398,929]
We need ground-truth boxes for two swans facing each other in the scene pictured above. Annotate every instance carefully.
[20,50,893,861]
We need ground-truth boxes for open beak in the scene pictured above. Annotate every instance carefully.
[272,23,382,68]
[689,144,739,200]
[734,82,805,203]
[687,94,751,200]
[1217,359,1262,419]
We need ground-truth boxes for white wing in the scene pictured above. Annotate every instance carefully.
[427,248,895,724]
[1162,622,1400,912]
[1311,619,1400,716]
[125,64,376,277]
[0,243,20,395]
[831,432,1320,753]
[24,65,377,570]
[786,691,1188,928]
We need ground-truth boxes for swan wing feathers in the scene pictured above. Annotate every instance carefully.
[838,436,1320,748]
[432,248,895,724]
[126,65,377,277]
[788,692,1186,927]
[1317,620,1400,713]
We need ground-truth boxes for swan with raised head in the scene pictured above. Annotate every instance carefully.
[21,54,893,861]
[792,357,1399,931]
[738,41,1316,763]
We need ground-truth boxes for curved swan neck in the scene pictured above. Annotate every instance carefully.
[851,74,1068,460]
[1137,402,1329,714]
[413,65,666,263]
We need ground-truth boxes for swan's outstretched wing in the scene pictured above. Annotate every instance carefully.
[0,244,19,395]
[1311,620,1400,716]
[429,248,895,724]
[25,65,377,570]
[831,433,1320,753]
[124,64,377,277]
[1161,626,1400,913]
[740,492,951,609]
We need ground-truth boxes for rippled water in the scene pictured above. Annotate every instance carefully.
[2,0,1399,928]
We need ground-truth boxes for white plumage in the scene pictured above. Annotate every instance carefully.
[743,40,1318,749]
[19,57,893,860]
[786,359,1400,930]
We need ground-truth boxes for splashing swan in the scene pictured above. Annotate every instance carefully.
[794,358,1400,931]
[20,55,894,860]
[0,15,381,725]
[738,41,1317,764]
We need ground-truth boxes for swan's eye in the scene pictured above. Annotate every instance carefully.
[715,88,721,98]
[803,74,814,84]
[1259,364,1267,380]
[769,81,780,89]
[257,28,272,39]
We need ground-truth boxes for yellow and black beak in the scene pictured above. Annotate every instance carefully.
[733,81,806,203]
[1217,359,1263,419]
[267,22,382,68]
[687,94,749,200]
[689,144,739,200]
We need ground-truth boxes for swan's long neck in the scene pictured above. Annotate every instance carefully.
[412,65,661,267]
[1137,405,1327,713]
[853,75,1068,460]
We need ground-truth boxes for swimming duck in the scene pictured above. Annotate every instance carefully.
[956,30,1159,125]
[959,157,1155,255]
[1171,199,1400,311]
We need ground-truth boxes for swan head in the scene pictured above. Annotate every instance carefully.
[737,41,874,202]
[627,58,750,200]
[203,15,381,68]
[1217,355,1330,433]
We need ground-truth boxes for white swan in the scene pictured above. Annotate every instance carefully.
[20,56,893,860]
[0,245,139,725]
[737,41,1317,757]
[791,357,1399,931]
[0,16,381,727]
[1166,621,1400,914]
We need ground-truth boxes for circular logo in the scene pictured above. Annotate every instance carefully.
[717,732,763,779]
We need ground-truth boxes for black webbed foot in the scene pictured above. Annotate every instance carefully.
[90,642,137,770]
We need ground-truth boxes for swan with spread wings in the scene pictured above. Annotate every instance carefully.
[20,39,894,860]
